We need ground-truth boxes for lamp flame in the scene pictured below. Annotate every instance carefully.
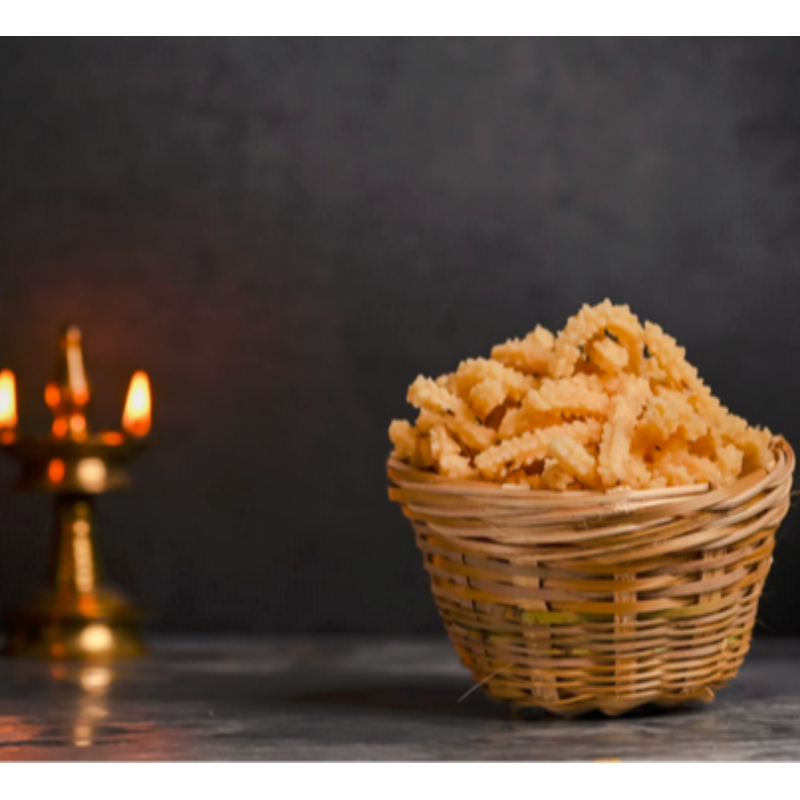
[0,370,17,429]
[122,371,151,437]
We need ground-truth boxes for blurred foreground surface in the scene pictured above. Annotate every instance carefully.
[0,636,798,761]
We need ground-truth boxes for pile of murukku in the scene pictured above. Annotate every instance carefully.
[388,300,775,490]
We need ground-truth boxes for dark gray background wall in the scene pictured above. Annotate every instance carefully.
[0,38,798,634]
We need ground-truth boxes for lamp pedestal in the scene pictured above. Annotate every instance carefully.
[7,494,146,659]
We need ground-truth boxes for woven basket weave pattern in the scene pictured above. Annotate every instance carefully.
[388,438,794,716]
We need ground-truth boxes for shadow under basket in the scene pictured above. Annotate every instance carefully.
[387,437,795,717]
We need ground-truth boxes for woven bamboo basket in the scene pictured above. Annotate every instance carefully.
[387,437,795,717]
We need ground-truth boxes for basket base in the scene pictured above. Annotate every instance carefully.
[450,629,743,718]
[502,688,717,719]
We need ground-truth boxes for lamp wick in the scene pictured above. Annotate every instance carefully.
[46,324,91,440]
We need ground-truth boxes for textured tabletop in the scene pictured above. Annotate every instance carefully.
[0,636,798,761]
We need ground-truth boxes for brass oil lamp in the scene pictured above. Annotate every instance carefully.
[0,326,152,659]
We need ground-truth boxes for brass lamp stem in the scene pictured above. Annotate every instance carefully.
[53,496,100,598]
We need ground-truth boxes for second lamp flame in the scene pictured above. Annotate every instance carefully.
[122,371,151,438]
[0,370,17,429]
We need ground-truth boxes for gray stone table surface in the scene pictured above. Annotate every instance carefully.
[0,636,799,761]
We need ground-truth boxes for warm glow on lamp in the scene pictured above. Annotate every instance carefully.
[122,371,151,437]
[78,623,114,654]
[0,370,17,429]
[48,459,65,484]
[44,382,60,409]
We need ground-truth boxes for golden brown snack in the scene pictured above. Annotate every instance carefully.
[389,300,776,490]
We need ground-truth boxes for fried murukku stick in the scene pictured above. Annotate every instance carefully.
[475,420,602,479]
[540,459,578,490]
[640,389,708,442]
[642,322,702,390]
[429,424,477,479]
[551,300,645,379]
[407,376,468,417]
[491,325,555,376]
[388,420,434,469]
[589,337,629,372]
[468,378,506,419]
[453,358,535,403]
[524,375,610,416]
[498,407,561,439]
[547,435,599,487]
[653,450,724,487]
[407,375,497,451]
[597,378,652,488]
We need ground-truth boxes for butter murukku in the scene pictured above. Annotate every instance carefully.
[599,397,644,488]
[448,415,497,452]
[475,420,602,480]
[388,420,434,469]
[547,435,598,487]
[498,406,561,439]
[491,325,555,375]
[414,409,440,433]
[389,301,777,490]
[589,337,629,373]
[407,376,468,418]
[468,379,506,420]
[429,425,476,479]
[541,459,578,491]
[641,389,708,443]
[551,300,645,379]
[454,358,535,403]
[653,450,724,487]
[524,375,610,417]
[388,420,417,461]
[642,322,701,391]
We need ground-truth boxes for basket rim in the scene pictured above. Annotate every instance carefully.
[387,436,794,511]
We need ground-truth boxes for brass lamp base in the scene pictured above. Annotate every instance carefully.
[3,492,148,660]
[7,586,146,660]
